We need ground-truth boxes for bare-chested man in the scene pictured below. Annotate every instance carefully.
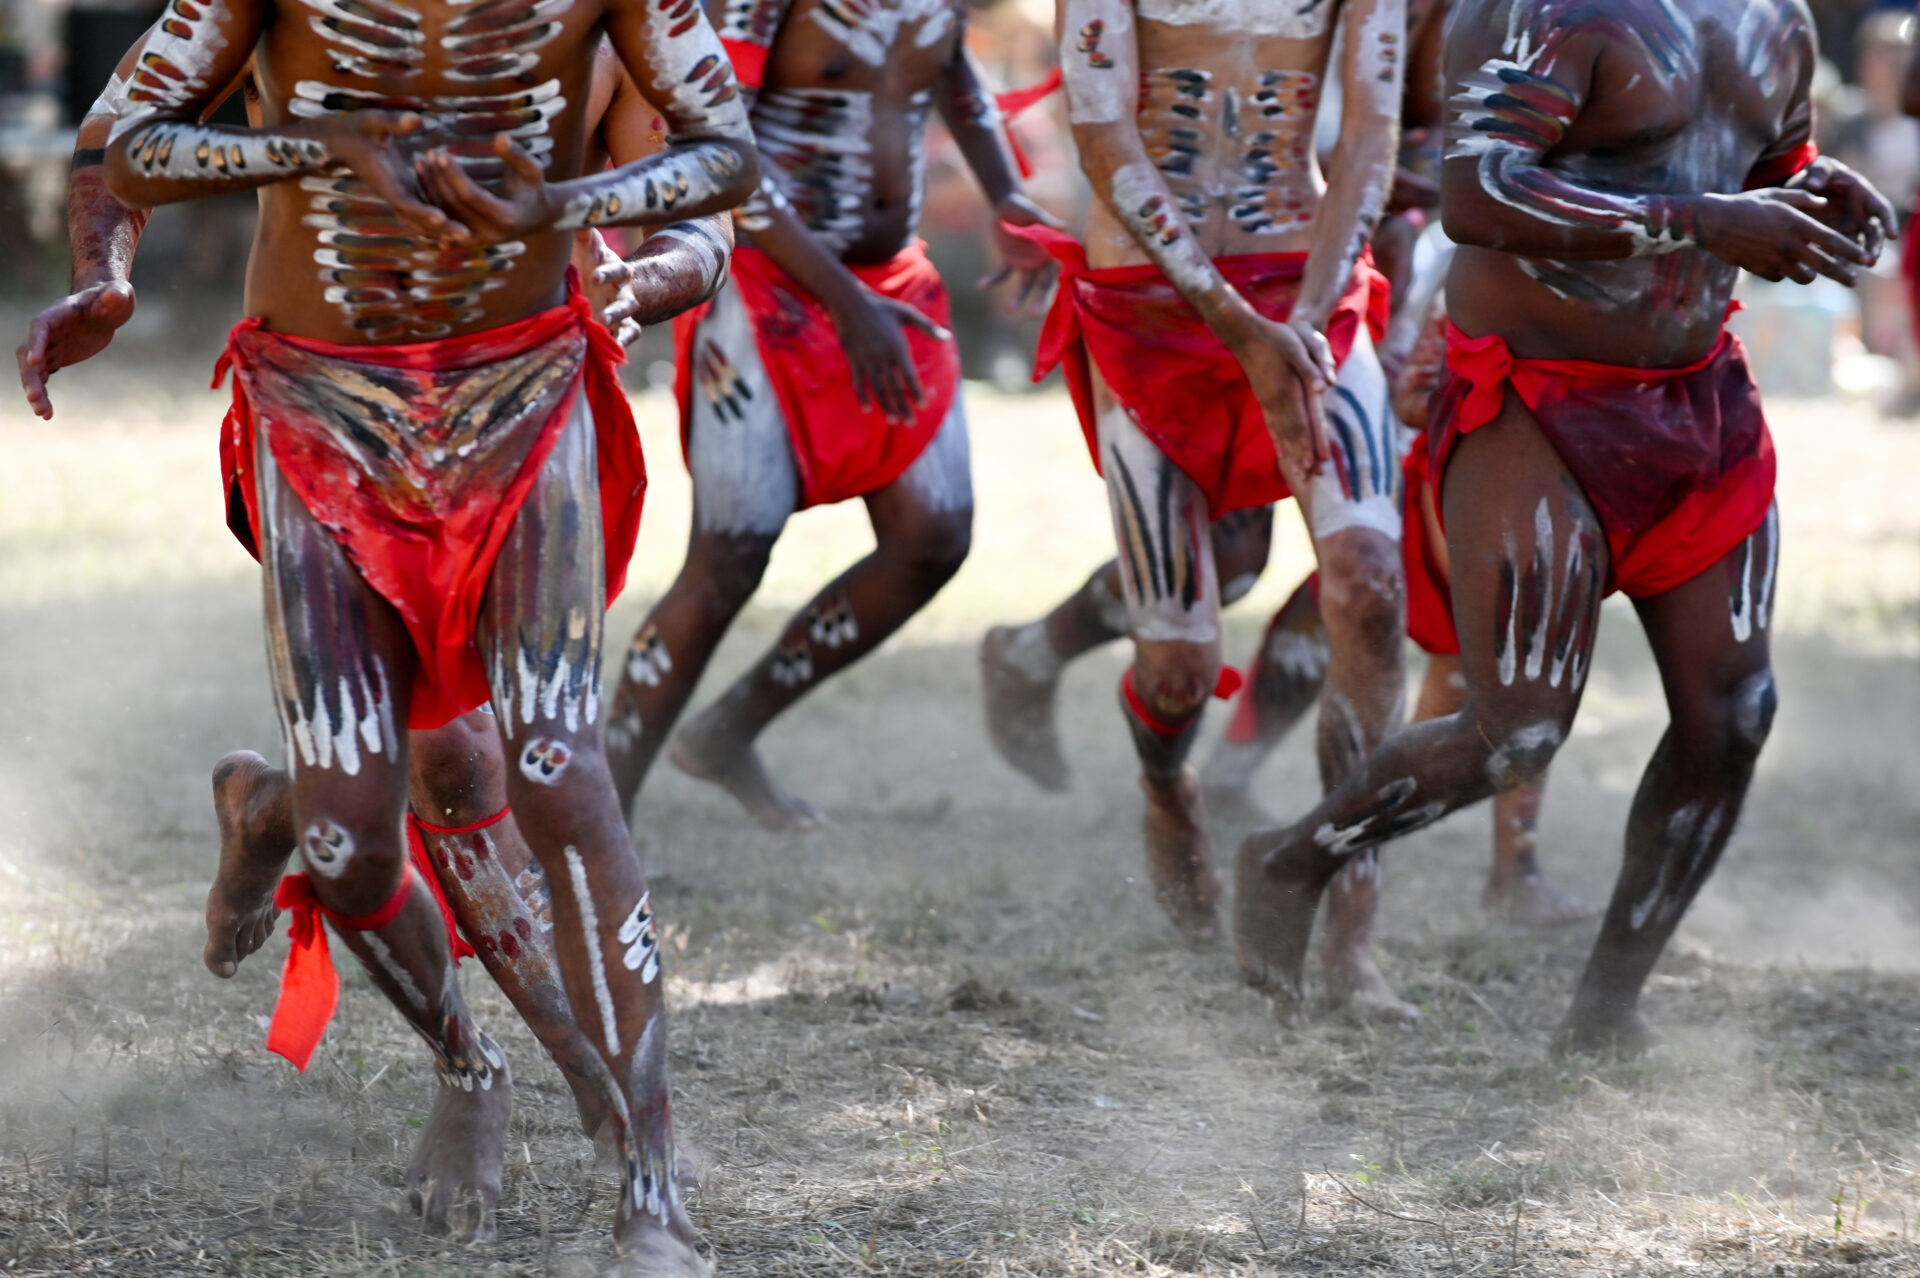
[1233,0,1894,1053]
[597,0,1057,829]
[978,0,1411,1015]
[93,1,759,1269]
[19,32,735,1246]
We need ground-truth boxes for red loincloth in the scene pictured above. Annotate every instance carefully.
[671,241,959,509]
[1429,322,1775,599]
[1015,224,1390,516]
[1400,443,1459,656]
[215,278,646,731]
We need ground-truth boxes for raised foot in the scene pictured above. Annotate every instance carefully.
[606,1210,711,1278]
[1551,1002,1654,1061]
[205,750,291,979]
[1323,948,1422,1024]
[979,626,1070,793]
[1232,826,1331,1026]
[1140,766,1220,944]
[670,714,824,831]
[407,1057,513,1241]
[1484,874,1596,926]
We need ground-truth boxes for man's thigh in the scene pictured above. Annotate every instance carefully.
[1632,502,1779,731]
[889,391,974,515]
[1091,367,1220,644]
[1300,326,1404,544]
[684,281,799,538]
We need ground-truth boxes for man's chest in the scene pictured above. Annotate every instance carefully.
[764,0,962,82]
[261,0,606,98]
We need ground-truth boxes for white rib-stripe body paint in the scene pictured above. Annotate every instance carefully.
[1138,0,1335,39]
[808,0,956,67]
[562,846,622,1056]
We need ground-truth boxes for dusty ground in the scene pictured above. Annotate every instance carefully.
[0,368,1918,1277]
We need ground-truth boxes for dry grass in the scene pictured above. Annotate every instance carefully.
[0,371,1917,1275]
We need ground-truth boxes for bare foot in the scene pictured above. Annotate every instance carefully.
[1322,945,1422,1024]
[407,1053,513,1241]
[1484,874,1596,926]
[670,713,824,831]
[1232,826,1331,1026]
[1140,767,1220,944]
[606,1208,711,1278]
[205,751,293,978]
[979,626,1070,792]
[1551,1001,1653,1060]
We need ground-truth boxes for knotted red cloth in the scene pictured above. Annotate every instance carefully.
[1430,316,1775,598]
[672,242,959,509]
[1011,224,1389,517]
[268,864,417,1072]
[214,272,646,730]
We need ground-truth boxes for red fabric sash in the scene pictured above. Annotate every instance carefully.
[214,276,646,730]
[1431,319,1775,598]
[995,66,1062,178]
[672,241,960,509]
[1013,223,1389,516]
[1744,140,1818,190]
[268,863,418,1072]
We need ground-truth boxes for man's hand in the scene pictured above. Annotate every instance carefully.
[416,135,558,246]
[980,193,1065,315]
[830,285,951,426]
[1789,156,1898,264]
[1223,308,1334,481]
[1685,189,1875,285]
[304,111,467,244]
[16,281,136,420]
[576,231,644,347]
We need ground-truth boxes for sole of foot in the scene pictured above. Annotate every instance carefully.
[1484,875,1597,926]
[670,716,825,831]
[1141,766,1220,945]
[407,1062,513,1242]
[1323,954,1423,1025]
[1231,827,1328,1026]
[605,1213,712,1278]
[206,750,289,978]
[979,626,1071,793]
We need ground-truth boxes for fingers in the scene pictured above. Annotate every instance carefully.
[1301,375,1331,473]
[492,132,545,184]
[887,300,952,343]
[977,264,1012,291]
[17,325,53,421]
[614,318,643,348]
[367,150,466,243]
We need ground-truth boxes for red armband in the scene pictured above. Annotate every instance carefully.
[1745,141,1817,190]
[267,863,419,1072]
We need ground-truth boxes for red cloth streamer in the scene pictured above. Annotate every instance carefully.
[994,65,1061,179]
[267,863,418,1072]
[721,38,769,91]
[1431,313,1774,599]
[1121,666,1244,738]
[405,811,499,964]
[672,242,959,509]
[1744,140,1818,190]
[1012,223,1389,517]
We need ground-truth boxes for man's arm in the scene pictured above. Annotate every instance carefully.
[1439,0,1866,282]
[1295,0,1404,332]
[1057,0,1331,474]
[422,0,759,240]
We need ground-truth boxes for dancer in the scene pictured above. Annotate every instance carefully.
[600,0,1058,829]
[981,0,1411,1019]
[98,3,759,1272]
[1234,0,1893,1052]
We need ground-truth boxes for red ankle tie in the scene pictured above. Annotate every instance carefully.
[267,863,417,1072]
[1121,666,1244,737]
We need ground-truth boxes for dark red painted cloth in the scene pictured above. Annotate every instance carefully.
[1399,442,1460,656]
[215,278,646,731]
[1743,140,1817,190]
[1430,323,1775,599]
[1015,224,1390,516]
[672,241,959,509]
[268,863,418,1071]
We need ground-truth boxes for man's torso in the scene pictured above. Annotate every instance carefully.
[242,0,612,343]
[742,0,966,264]
[1446,0,1816,364]
[1085,0,1349,270]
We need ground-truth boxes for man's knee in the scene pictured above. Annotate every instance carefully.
[887,506,973,591]
[1212,509,1273,603]
[689,533,775,609]
[1315,530,1405,649]
[1476,714,1568,790]
[411,715,500,819]
[1131,639,1219,722]
[297,811,408,912]
[1687,668,1777,770]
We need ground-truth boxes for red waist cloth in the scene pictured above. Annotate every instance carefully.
[1399,443,1459,656]
[1016,223,1390,516]
[215,281,646,730]
[1429,322,1775,599]
[672,241,960,509]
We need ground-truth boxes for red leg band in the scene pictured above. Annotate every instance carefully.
[407,812,485,964]
[267,861,418,1072]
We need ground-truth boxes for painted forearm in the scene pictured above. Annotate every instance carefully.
[626,216,733,323]
[69,115,148,290]
[938,51,1021,210]
[105,119,332,207]
[553,137,756,229]
[732,176,866,312]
